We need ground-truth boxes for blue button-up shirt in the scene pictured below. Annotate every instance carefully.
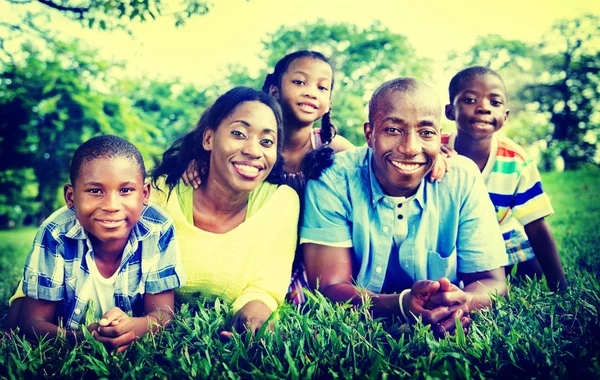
[300,145,507,293]
[22,205,185,330]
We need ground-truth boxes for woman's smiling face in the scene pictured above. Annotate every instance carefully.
[202,101,279,194]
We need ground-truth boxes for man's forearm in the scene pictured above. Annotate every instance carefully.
[320,282,401,317]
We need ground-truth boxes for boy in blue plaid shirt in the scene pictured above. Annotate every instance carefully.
[5,135,185,353]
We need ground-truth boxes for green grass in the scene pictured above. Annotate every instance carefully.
[1,167,599,379]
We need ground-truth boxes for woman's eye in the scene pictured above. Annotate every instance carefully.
[87,189,102,194]
[292,80,305,85]
[261,138,275,146]
[318,85,329,91]
[231,130,246,138]
[120,188,135,194]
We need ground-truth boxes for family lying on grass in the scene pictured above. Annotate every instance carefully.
[1,51,566,354]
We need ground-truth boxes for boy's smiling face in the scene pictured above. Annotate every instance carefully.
[64,156,149,252]
[445,74,509,141]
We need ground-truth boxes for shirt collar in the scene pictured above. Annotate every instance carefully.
[366,147,426,210]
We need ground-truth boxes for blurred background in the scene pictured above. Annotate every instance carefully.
[0,0,598,228]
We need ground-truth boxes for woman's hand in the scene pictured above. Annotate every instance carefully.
[219,300,272,339]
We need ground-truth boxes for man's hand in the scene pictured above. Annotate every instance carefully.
[91,307,136,354]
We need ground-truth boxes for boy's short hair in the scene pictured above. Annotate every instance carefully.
[70,135,146,184]
[448,66,506,103]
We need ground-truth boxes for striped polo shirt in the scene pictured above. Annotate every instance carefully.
[442,133,554,264]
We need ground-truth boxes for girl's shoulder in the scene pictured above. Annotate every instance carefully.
[328,134,356,153]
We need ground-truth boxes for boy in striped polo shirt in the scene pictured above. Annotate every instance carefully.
[443,66,566,291]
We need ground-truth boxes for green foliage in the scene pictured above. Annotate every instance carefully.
[452,15,600,169]
[0,41,162,224]
[224,20,433,145]
[1,167,599,378]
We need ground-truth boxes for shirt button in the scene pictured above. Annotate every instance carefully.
[376,267,382,273]
[397,214,404,220]
[383,226,389,233]
[74,308,81,315]
[397,203,403,208]
[29,274,36,281]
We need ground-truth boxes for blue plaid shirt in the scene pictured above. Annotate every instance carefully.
[301,145,507,293]
[22,205,185,330]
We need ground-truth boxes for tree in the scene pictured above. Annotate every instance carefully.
[0,41,159,225]
[0,0,214,65]
[222,20,433,145]
[522,15,600,169]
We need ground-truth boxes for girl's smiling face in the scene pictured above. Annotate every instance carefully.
[270,57,333,127]
[202,101,279,194]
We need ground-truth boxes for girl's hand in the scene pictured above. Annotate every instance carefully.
[92,307,136,354]
[181,159,201,189]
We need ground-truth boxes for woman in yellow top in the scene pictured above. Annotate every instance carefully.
[151,87,299,337]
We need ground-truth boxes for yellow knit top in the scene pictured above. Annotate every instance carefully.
[151,180,299,312]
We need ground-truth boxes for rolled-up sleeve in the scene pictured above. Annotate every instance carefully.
[300,173,352,244]
[457,168,508,274]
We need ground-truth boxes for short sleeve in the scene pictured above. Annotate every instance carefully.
[23,226,66,301]
[456,167,508,274]
[144,212,186,294]
[300,172,353,244]
[511,159,554,226]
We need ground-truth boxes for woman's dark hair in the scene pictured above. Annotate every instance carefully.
[152,87,285,194]
[262,50,338,145]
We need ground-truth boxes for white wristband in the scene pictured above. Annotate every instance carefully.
[398,289,411,322]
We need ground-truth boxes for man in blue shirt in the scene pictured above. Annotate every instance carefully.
[301,78,507,335]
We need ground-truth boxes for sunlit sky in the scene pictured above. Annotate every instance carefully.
[2,0,598,96]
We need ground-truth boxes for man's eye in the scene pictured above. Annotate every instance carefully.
[420,130,436,136]
[464,98,476,104]
[384,127,400,134]
[491,100,503,106]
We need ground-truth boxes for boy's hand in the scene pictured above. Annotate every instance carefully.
[428,152,453,182]
[181,159,201,189]
[92,307,136,354]
[440,144,457,158]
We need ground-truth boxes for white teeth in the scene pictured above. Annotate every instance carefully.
[234,164,259,173]
[299,104,316,109]
[391,161,422,171]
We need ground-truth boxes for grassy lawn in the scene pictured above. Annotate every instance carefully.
[1,166,599,378]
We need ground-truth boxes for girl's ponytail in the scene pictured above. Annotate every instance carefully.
[319,110,337,145]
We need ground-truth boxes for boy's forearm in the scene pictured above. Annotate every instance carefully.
[525,219,567,291]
